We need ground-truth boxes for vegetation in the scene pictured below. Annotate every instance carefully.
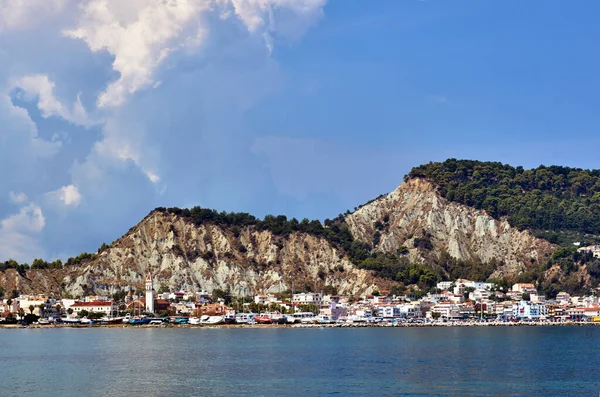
[408,159,600,237]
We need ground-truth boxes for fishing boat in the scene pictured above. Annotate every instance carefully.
[60,317,81,324]
[315,314,333,324]
[254,313,273,324]
[129,317,151,325]
[234,313,256,324]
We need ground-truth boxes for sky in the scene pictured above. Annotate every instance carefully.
[1,0,600,263]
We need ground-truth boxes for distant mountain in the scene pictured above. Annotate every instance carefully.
[4,159,600,298]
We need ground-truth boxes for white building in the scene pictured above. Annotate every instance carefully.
[512,283,536,294]
[469,289,491,301]
[513,301,548,319]
[436,281,453,290]
[292,292,322,305]
[430,303,461,319]
[71,301,117,317]
[18,295,49,316]
[377,306,400,318]
[145,274,155,313]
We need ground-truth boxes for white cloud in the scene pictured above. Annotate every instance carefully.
[0,203,46,262]
[64,0,212,108]
[1,203,45,233]
[8,191,28,204]
[63,0,326,107]
[47,185,82,206]
[12,74,95,127]
[0,0,67,32]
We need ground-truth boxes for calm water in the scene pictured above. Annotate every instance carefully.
[0,326,598,396]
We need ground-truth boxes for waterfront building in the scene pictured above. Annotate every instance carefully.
[430,303,461,319]
[377,305,400,318]
[71,301,117,317]
[319,302,347,320]
[18,295,49,316]
[513,301,548,320]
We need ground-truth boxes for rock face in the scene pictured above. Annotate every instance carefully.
[345,178,556,278]
[60,211,379,297]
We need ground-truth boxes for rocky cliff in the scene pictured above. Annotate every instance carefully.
[0,176,566,298]
[59,210,381,297]
[345,178,556,278]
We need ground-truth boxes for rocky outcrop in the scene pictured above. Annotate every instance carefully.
[60,211,380,297]
[345,178,556,278]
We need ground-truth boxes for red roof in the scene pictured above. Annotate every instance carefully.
[72,301,114,307]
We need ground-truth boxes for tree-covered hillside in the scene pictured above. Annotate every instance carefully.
[408,159,600,242]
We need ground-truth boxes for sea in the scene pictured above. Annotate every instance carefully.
[0,326,597,397]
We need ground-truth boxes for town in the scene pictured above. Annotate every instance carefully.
[2,274,600,327]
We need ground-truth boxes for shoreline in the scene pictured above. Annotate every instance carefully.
[2,321,600,329]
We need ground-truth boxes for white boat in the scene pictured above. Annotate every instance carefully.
[61,317,81,324]
[288,312,315,324]
[315,314,333,324]
[80,317,91,324]
[300,316,317,324]
[234,313,256,324]
[204,316,224,325]
[122,314,131,324]
[188,317,201,325]
[37,318,50,325]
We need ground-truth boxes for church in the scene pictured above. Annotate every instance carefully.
[127,274,170,313]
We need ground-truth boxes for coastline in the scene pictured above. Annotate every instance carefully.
[2,321,600,329]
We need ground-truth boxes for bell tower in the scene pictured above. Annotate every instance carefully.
[145,273,154,313]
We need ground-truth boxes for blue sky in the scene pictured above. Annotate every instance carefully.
[0,0,599,263]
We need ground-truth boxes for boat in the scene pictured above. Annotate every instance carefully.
[80,317,91,324]
[255,314,274,324]
[288,312,315,324]
[315,314,333,324]
[100,317,125,325]
[129,317,151,325]
[300,316,317,324]
[234,313,256,324]
[199,315,210,324]
[223,316,236,324]
[204,316,224,325]
[60,317,81,324]
[270,313,288,324]
[37,318,50,325]
[188,317,201,325]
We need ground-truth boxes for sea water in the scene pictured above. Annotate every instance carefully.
[0,326,597,396]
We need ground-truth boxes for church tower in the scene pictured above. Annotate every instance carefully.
[145,273,154,313]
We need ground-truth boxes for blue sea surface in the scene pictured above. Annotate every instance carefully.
[0,326,597,396]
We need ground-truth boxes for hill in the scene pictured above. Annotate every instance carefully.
[4,159,600,298]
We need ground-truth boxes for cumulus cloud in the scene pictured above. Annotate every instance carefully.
[0,0,327,261]
[63,0,326,107]
[11,74,95,127]
[0,203,46,262]
[1,203,45,233]
[47,185,82,206]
